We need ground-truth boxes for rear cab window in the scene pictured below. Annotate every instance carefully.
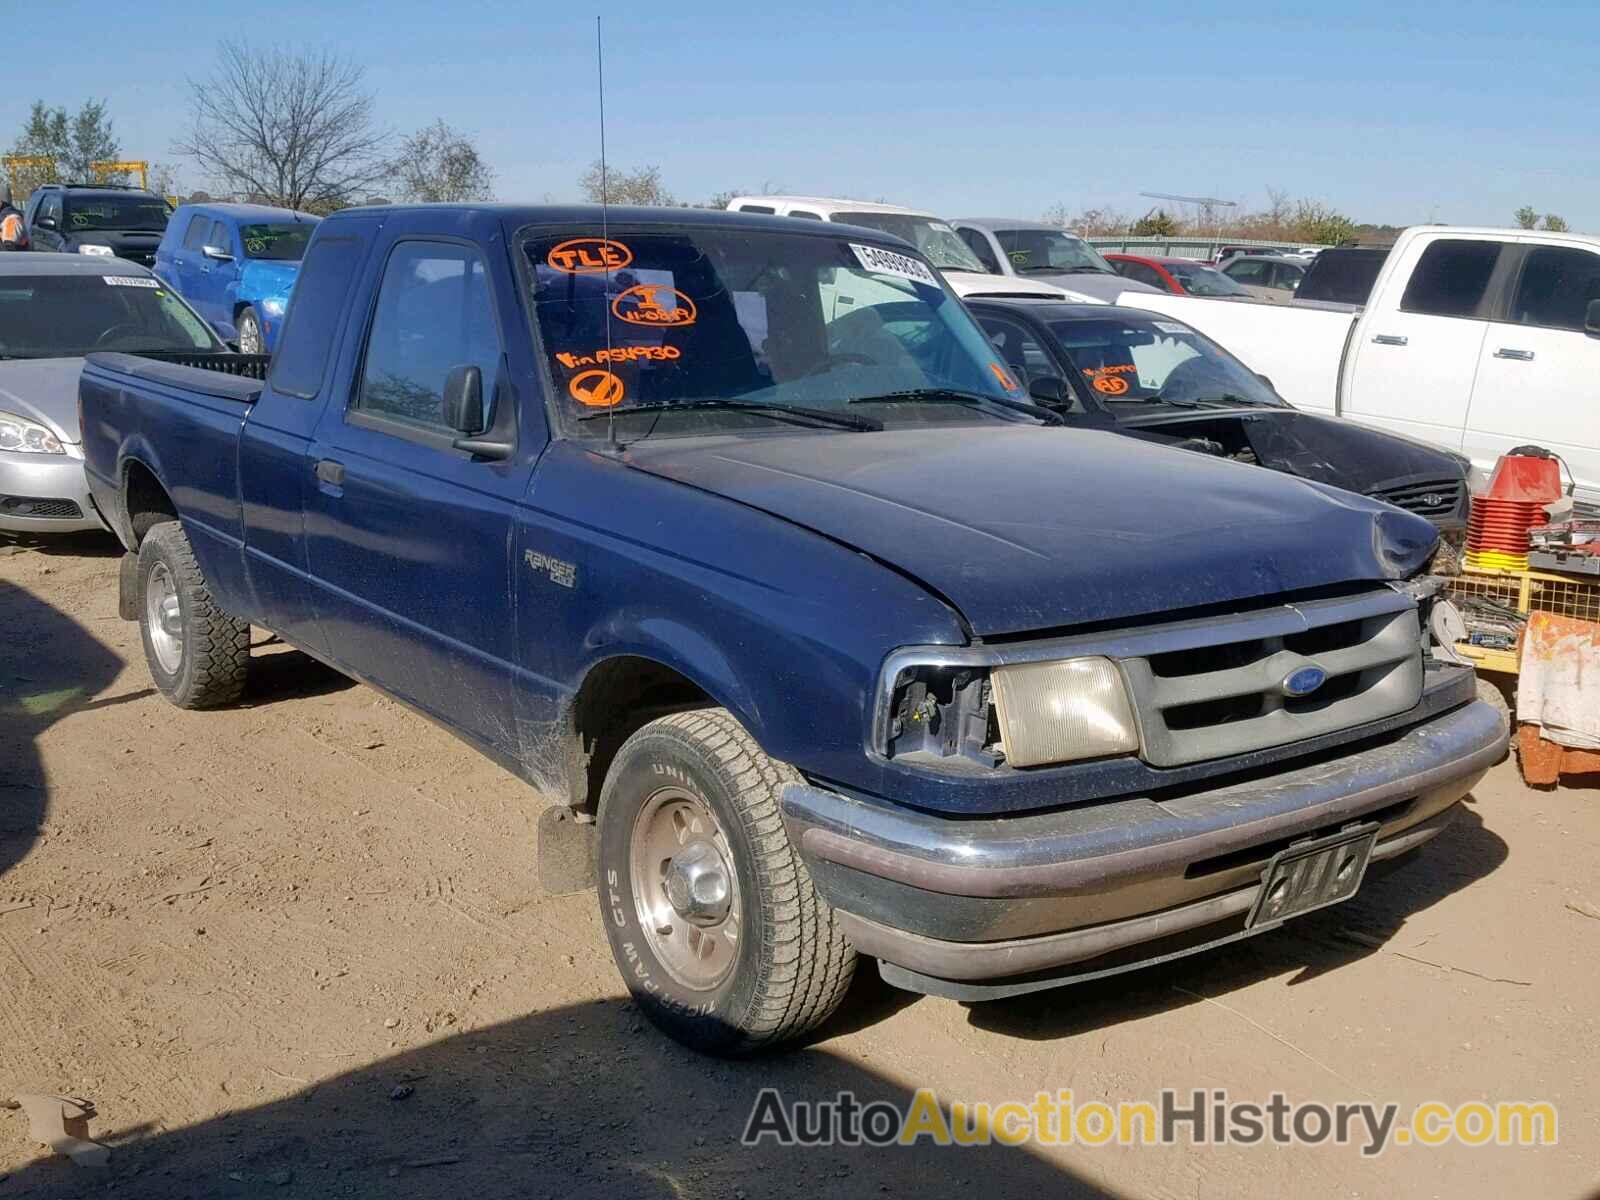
[268,234,369,399]
[1508,245,1600,332]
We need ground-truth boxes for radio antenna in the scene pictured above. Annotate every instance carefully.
[597,15,619,451]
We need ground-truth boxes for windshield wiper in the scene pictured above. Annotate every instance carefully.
[848,387,1063,425]
[576,399,881,431]
[1167,393,1280,410]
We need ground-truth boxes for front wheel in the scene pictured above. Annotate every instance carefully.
[236,306,264,355]
[595,708,855,1054]
[136,521,250,708]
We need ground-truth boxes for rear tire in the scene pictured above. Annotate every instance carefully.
[595,708,855,1054]
[236,306,263,355]
[136,520,250,709]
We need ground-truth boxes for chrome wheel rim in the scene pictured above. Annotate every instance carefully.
[145,561,184,675]
[238,315,262,355]
[628,787,741,991]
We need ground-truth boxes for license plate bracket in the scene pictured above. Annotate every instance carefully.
[1246,823,1379,929]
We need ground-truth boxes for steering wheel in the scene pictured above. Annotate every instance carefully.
[802,352,879,378]
[92,324,146,350]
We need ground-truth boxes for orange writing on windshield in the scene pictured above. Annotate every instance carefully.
[612,284,697,327]
[569,369,626,407]
[988,362,1021,393]
[547,238,633,273]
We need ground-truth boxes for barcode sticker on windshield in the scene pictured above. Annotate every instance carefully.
[850,244,938,287]
[1153,321,1189,334]
[103,276,161,288]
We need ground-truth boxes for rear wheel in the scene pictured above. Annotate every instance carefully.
[136,521,250,709]
[236,306,263,355]
[595,708,855,1054]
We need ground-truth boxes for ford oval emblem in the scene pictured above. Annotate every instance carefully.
[1282,666,1328,697]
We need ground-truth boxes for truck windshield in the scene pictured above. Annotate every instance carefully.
[523,226,1031,438]
[63,195,171,232]
[240,222,316,261]
[993,230,1114,275]
[0,274,220,358]
[1047,315,1288,411]
[828,213,986,273]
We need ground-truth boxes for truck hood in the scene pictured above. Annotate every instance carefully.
[0,358,84,443]
[238,259,301,305]
[623,425,1437,637]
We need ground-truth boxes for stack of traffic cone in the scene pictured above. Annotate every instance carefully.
[1465,450,1564,571]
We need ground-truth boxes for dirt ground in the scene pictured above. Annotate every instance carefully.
[1,532,1596,1199]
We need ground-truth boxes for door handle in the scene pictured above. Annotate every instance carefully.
[314,459,345,486]
[1493,348,1535,361]
[1371,334,1408,346]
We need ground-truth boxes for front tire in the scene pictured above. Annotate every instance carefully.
[236,306,263,355]
[596,708,855,1054]
[136,520,250,709]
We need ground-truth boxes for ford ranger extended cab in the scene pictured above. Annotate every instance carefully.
[82,205,1507,1053]
[1113,226,1600,509]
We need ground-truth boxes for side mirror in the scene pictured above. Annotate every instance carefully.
[36,216,56,230]
[1255,371,1276,391]
[443,364,485,435]
[1027,374,1068,407]
[1587,298,1600,337]
[202,245,234,262]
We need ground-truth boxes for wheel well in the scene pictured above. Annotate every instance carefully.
[569,656,713,813]
[123,460,178,545]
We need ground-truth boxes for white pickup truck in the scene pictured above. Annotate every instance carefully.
[1112,226,1600,507]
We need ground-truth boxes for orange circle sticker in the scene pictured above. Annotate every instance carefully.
[1093,375,1130,395]
[568,369,626,408]
[546,238,633,274]
[612,284,697,327]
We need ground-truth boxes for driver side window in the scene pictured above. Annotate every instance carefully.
[958,228,1002,274]
[976,314,1081,411]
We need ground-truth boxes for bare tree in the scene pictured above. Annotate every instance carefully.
[176,43,390,213]
[578,161,672,206]
[390,120,494,203]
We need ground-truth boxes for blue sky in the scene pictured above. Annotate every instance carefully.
[4,1,1595,229]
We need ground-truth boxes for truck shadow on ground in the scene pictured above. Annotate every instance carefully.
[966,801,1508,1042]
[3,998,1124,1200]
[0,530,123,559]
[243,641,358,705]
[0,579,123,880]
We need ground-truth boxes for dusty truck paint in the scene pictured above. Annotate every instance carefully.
[80,204,1507,1046]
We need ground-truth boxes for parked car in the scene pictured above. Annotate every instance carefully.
[1111,226,1600,508]
[155,204,320,353]
[0,253,227,534]
[1291,244,1391,307]
[948,219,1164,301]
[1105,253,1254,298]
[967,298,1471,531]
[22,183,171,268]
[1219,253,1307,303]
[83,203,1504,1052]
[1211,245,1281,265]
[722,195,1083,301]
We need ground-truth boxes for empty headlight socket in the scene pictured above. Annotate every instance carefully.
[887,667,1002,767]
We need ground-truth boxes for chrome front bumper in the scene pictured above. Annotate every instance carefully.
[782,695,1507,999]
[0,445,106,533]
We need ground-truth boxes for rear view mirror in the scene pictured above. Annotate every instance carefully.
[1586,298,1600,337]
[1027,375,1068,406]
[443,364,485,435]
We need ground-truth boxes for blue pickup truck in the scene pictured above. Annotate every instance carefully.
[81,204,1507,1053]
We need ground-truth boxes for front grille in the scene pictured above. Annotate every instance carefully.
[1119,589,1423,767]
[1369,478,1464,519]
[0,495,83,520]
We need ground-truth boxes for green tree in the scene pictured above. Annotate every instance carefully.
[1541,214,1570,233]
[1288,200,1355,246]
[579,161,672,206]
[1514,205,1540,230]
[391,120,494,204]
[1131,209,1177,237]
[8,98,121,195]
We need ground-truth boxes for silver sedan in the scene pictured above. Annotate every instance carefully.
[0,252,226,534]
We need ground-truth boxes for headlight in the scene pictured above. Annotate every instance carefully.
[0,410,65,454]
[990,658,1139,766]
[76,244,115,257]
[1465,461,1492,496]
[261,296,287,317]
[878,653,1142,769]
